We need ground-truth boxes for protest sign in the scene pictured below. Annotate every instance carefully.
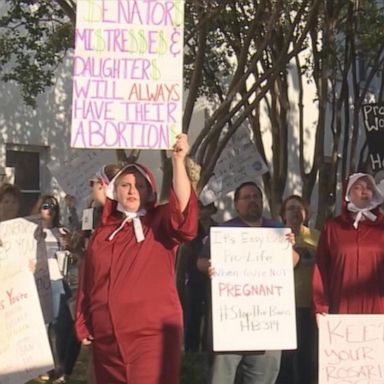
[200,124,268,205]
[0,217,52,324]
[71,0,185,150]
[319,314,384,384]
[0,218,36,275]
[210,227,296,351]
[47,149,112,210]
[362,104,384,173]
[0,271,54,384]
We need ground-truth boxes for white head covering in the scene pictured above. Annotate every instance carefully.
[345,173,384,229]
[106,164,154,242]
[106,164,154,201]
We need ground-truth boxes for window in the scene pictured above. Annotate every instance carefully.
[6,145,49,216]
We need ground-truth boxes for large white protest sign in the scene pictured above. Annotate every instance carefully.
[71,0,185,149]
[319,314,384,384]
[200,124,268,205]
[0,218,36,275]
[0,217,52,324]
[210,227,296,351]
[0,271,54,384]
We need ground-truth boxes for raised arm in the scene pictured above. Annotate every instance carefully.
[172,133,192,212]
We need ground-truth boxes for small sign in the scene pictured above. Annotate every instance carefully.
[319,314,384,384]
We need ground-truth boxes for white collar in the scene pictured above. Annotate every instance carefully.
[347,202,377,229]
[108,203,147,242]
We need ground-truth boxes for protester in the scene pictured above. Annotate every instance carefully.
[64,194,81,232]
[181,201,217,352]
[0,183,20,222]
[276,195,319,384]
[75,134,198,384]
[313,173,384,318]
[197,181,299,384]
[87,163,123,230]
[32,194,81,383]
[81,162,122,384]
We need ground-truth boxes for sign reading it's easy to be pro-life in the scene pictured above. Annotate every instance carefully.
[210,227,297,351]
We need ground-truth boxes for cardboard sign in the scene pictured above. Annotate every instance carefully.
[319,314,384,384]
[210,227,296,351]
[0,217,52,324]
[71,0,185,149]
[362,104,384,173]
[0,271,54,384]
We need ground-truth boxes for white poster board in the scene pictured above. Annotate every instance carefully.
[319,314,384,384]
[71,0,185,149]
[210,227,296,351]
[0,272,54,384]
[0,218,36,275]
[0,217,52,324]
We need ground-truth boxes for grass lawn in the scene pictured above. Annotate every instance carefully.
[27,348,209,384]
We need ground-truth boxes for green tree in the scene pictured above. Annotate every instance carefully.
[2,0,384,226]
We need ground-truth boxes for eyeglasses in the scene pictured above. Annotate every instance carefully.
[238,194,261,201]
[41,203,56,210]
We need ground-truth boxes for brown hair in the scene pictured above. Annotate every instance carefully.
[0,183,21,203]
[104,163,123,182]
[280,195,309,224]
[234,182,262,202]
[31,194,61,228]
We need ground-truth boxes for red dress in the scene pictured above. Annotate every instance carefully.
[75,169,198,384]
[313,207,384,314]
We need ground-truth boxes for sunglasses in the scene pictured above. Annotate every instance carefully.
[41,202,56,210]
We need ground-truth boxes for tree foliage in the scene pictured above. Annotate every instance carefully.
[1,0,384,226]
[0,0,74,106]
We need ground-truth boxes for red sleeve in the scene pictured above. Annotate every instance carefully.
[165,186,198,244]
[74,257,91,342]
[312,222,331,314]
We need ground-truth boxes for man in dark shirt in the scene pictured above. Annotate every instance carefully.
[197,181,298,384]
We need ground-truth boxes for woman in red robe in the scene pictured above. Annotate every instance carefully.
[313,173,384,316]
[75,134,198,384]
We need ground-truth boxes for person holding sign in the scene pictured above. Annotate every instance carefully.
[197,181,299,384]
[313,173,384,318]
[75,134,198,384]
[276,195,319,384]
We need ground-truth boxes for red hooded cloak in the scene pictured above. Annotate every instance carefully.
[312,179,384,314]
[75,164,198,384]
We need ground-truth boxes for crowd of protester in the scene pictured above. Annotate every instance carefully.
[1,137,384,384]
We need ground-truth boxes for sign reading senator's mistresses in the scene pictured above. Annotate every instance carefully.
[362,104,384,173]
[210,227,296,351]
[71,0,184,149]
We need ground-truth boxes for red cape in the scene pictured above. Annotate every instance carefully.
[75,164,198,383]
